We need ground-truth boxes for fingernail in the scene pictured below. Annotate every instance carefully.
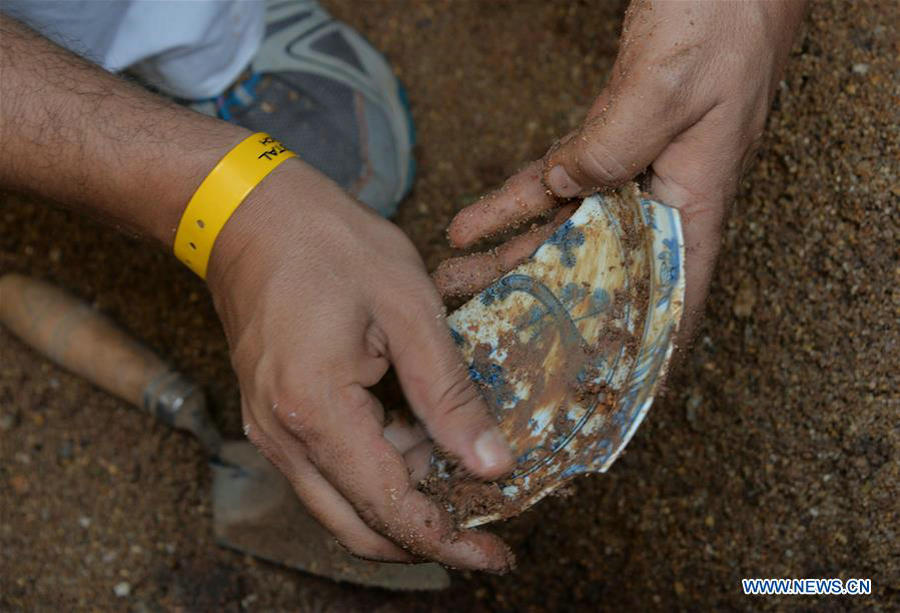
[475,428,513,473]
[546,165,581,198]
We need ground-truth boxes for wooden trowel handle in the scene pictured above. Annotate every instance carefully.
[0,273,169,406]
[0,273,221,452]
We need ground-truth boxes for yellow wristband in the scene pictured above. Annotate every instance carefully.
[174,132,296,278]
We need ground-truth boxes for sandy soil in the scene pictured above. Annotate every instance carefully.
[1,0,897,610]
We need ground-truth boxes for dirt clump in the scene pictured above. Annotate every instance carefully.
[419,452,506,523]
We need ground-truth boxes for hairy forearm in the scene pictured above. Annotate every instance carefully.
[0,14,250,246]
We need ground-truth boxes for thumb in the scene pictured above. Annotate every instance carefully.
[543,89,690,198]
[380,286,515,480]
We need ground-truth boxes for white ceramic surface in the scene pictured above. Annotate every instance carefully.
[439,184,685,527]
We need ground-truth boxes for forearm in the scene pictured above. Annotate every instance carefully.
[0,14,249,246]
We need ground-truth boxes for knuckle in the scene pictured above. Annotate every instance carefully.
[353,498,389,534]
[577,138,630,187]
[239,417,287,471]
[272,392,319,441]
[432,372,483,423]
[268,362,325,441]
[334,384,377,416]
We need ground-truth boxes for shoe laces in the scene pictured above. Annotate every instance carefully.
[198,71,262,121]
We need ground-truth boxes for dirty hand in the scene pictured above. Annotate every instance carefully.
[442,0,806,339]
[0,13,514,571]
[205,159,515,571]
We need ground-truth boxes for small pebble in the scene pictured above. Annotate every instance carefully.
[732,277,757,318]
[852,62,870,75]
[113,581,131,598]
[78,516,91,529]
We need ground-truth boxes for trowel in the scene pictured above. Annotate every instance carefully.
[0,273,449,590]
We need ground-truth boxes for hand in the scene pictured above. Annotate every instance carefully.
[205,159,515,571]
[441,0,806,339]
[0,13,516,571]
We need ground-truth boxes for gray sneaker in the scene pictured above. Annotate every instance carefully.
[191,0,415,217]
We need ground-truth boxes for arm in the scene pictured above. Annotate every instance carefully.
[0,15,515,571]
[0,14,245,243]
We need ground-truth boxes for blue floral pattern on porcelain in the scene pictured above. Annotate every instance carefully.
[439,184,686,527]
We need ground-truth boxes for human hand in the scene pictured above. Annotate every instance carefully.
[205,160,515,571]
[1,11,516,571]
[441,0,806,339]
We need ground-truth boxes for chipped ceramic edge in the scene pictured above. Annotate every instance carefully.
[449,190,685,529]
[595,198,685,472]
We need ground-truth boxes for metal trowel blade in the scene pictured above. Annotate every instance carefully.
[210,441,450,591]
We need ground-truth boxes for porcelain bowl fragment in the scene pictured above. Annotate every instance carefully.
[436,184,685,527]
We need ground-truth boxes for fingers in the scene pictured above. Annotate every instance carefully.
[383,418,428,454]
[282,454,419,562]
[447,160,558,249]
[241,404,415,563]
[543,89,693,197]
[447,85,696,249]
[281,383,514,571]
[381,417,433,484]
[379,284,515,481]
[383,418,432,484]
[403,439,433,484]
[434,204,577,300]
